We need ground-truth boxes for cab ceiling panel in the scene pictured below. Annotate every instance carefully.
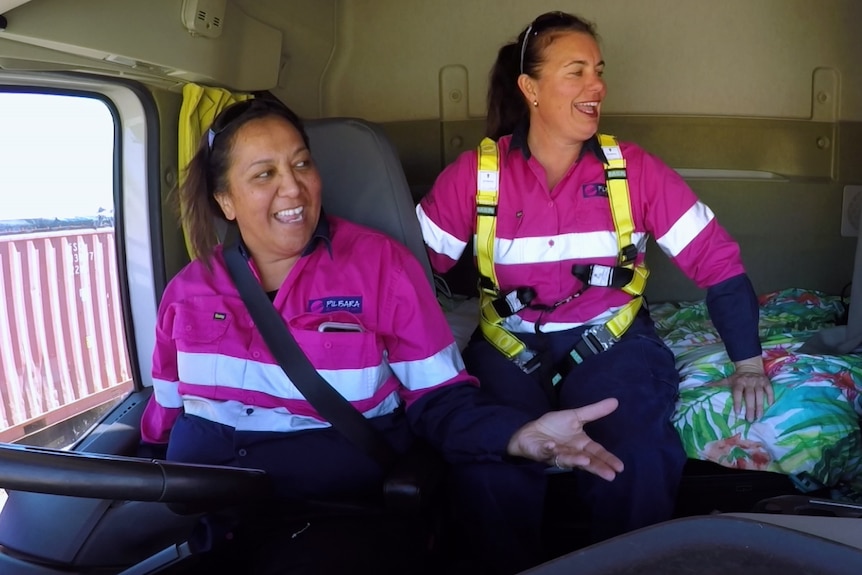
[0,0,281,91]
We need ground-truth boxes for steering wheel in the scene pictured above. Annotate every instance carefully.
[0,442,272,509]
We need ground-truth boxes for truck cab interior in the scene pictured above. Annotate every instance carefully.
[0,1,861,574]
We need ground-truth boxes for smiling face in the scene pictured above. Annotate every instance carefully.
[214,115,322,270]
[519,31,606,145]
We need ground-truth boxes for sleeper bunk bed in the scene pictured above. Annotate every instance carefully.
[653,287,862,499]
[658,211,862,506]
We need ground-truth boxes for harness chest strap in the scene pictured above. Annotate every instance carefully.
[475,138,539,370]
[589,133,650,295]
[474,135,647,374]
[476,137,502,293]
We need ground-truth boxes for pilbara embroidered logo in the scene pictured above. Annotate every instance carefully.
[308,297,363,313]
[213,312,227,320]
[582,183,608,198]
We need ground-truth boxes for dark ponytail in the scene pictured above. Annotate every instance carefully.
[486,41,527,140]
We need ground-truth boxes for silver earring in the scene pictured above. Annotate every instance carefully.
[532,100,538,107]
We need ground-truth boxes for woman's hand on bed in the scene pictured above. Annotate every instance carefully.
[711,356,774,422]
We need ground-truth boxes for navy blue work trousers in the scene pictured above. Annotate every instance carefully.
[451,311,687,572]
[166,410,412,501]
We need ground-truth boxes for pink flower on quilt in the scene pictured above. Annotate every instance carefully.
[795,292,822,306]
[763,348,796,377]
[808,371,858,399]
[702,433,771,470]
[757,291,778,306]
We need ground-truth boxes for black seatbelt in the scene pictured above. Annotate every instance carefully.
[223,242,398,471]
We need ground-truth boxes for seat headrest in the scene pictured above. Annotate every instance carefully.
[305,117,433,287]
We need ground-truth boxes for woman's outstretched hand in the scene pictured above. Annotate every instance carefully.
[507,397,625,481]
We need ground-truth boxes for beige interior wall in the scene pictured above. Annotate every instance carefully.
[0,0,282,90]
[645,180,856,302]
[148,87,187,283]
[4,1,858,121]
[323,0,862,122]
[235,0,337,118]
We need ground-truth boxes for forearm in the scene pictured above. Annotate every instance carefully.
[405,383,534,464]
[706,273,762,362]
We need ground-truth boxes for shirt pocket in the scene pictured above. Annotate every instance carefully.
[570,184,615,231]
[290,321,385,400]
[171,302,234,389]
[171,305,232,352]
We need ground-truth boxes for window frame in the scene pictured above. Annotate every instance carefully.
[0,70,164,404]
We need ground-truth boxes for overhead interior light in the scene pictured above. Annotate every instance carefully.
[104,54,138,68]
[181,0,226,39]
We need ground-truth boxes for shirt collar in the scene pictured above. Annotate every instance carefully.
[300,210,332,257]
[509,118,607,164]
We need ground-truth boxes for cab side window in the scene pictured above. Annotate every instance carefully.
[0,92,133,448]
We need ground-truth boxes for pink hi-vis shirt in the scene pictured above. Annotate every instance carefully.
[416,134,746,333]
[141,216,475,444]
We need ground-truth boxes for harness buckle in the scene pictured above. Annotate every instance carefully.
[504,286,535,313]
[620,244,638,265]
[582,324,617,355]
[513,349,541,375]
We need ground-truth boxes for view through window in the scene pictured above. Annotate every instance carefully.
[0,92,133,457]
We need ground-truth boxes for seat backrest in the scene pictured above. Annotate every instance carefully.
[304,117,433,288]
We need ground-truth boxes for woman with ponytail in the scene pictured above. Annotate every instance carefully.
[418,11,771,574]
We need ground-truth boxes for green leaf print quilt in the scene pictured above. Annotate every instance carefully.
[651,288,862,491]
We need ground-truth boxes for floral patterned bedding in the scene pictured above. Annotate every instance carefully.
[651,288,862,492]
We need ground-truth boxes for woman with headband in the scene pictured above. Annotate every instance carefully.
[417,11,772,572]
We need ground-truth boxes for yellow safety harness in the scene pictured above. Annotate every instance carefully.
[475,134,649,381]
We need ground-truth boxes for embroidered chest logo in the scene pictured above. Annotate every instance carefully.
[582,183,608,198]
[308,297,363,313]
